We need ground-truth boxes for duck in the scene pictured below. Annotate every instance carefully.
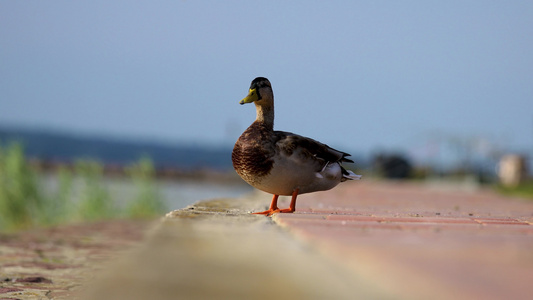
[232,77,361,216]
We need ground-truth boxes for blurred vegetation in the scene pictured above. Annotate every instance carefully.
[0,143,42,230]
[126,156,166,219]
[494,180,533,200]
[75,160,115,221]
[0,142,166,232]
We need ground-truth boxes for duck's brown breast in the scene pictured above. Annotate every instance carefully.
[232,122,274,185]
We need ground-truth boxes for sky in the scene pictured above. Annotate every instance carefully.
[1,1,532,163]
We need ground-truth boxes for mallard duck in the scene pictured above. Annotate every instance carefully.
[232,77,361,216]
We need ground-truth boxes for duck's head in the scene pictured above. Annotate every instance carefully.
[240,77,273,105]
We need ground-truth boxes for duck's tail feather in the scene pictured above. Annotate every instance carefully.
[341,167,362,182]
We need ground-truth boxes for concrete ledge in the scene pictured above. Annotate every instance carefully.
[80,195,392,300]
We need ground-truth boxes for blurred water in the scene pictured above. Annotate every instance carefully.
[157,179,253,210]
[39,174,253,211]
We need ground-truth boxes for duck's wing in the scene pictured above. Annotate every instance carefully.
[273,131,354,169]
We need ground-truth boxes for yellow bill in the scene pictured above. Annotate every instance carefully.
[239,88,260,105]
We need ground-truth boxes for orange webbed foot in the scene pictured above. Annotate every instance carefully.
[252,207,294,216]
[251,190,298,217]
[252,209,276,216]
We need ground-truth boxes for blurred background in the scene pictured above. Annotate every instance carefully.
[1,1,532,230]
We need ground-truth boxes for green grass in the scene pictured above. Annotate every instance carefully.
[0,142,167,232]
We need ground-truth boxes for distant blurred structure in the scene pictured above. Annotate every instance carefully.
[498,154,528,187]
[372,153,413,179]
[406,132,511,183]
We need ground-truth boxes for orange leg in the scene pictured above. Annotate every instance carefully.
[278,189,299,213]
[252,189,299,216]
[252,194,280,215]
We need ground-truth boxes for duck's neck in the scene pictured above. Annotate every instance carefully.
[254,101,274,131]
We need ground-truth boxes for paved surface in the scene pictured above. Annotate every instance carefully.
[74,180,533,300]
[272,180,533,300]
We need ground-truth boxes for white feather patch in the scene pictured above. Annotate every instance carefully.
[344,170,362,180]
